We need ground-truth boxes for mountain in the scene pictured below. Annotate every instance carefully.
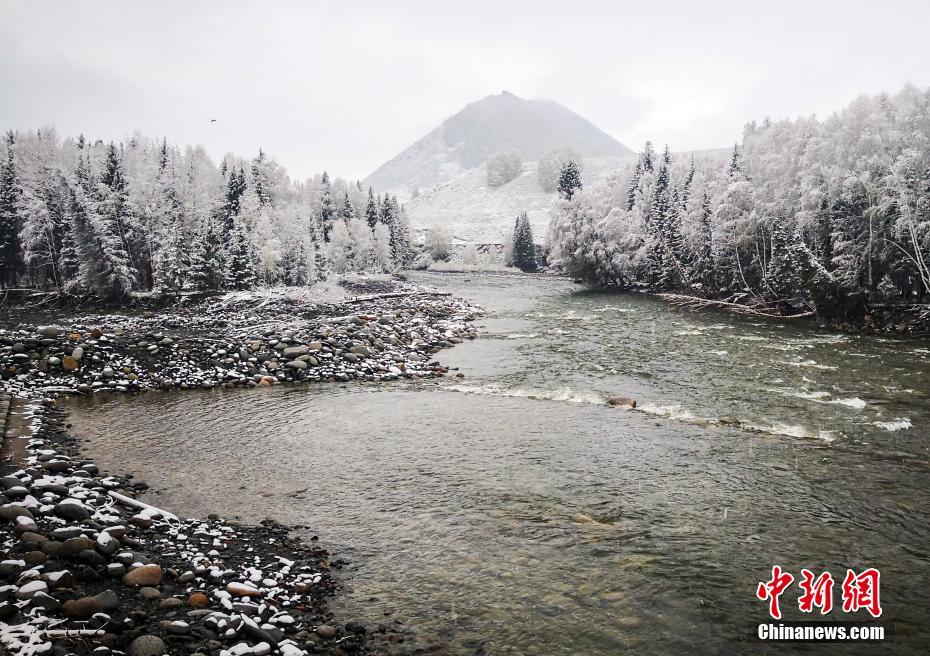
[364,91,633,196]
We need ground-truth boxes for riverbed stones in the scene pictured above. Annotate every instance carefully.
[54,498,92,520]
[16,580,48,600]
[58,536,96,558]
[607,397,637,409]
[227,581,261,598]
[63,596,103,619]
[188,592,209,608]
[0,503,33,521]
[315,624,337,639]
[123,564,163,586]
[127,635,166,656]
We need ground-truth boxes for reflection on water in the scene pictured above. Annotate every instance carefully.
[69,273,930,654]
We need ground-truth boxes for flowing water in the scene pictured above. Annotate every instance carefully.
[69,273,930,655]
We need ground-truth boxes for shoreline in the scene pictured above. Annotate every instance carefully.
[0,278,483,656]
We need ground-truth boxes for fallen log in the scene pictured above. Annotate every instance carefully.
[657,293,815,319]
[346,291,452,304]
[108,490,179,521]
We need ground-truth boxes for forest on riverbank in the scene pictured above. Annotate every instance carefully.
[548,85,930,318]
[0,132,414,299]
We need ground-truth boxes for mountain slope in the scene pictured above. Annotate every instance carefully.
[364,91,633,195]
[403,156,630,244]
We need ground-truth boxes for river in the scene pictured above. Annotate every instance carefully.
[68,272,930,655]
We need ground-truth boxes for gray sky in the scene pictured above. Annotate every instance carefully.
[2,0,929,181]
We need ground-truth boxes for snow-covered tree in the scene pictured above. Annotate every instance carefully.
[557,160,582,200]
[0,132,22,286]
[511,213,536,271]
[426,224,451,261]
[538,148,582,193]
[487,151,523,187]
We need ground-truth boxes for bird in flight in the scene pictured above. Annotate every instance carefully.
[210,118,217,123]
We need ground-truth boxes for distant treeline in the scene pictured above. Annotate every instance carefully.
[0,130,413,298]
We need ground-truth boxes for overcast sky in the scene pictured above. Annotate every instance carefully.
[2,0,929,181]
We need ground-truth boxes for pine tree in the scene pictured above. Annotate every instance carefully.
[151,156,187,293]
[221,165,247,244]
[681,156,696,210]
[641,141,655,173]
[0,132,22,287]
[93,143,138,296]
[688,189,715,291]
[647,162,671,288]
[511,213,537,271]
[365,187,379,229]
[188,217,227,291]
[626,158,642,211]
[727,144,742,178]
[319,171,335,241]
[557,161,582,200]
[227,215,257,289]
[251,149,270,206]
[342,191,354,220]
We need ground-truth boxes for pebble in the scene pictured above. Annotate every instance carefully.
[63,596,103,619]
[127,635,166,656]
[123,564,164,586]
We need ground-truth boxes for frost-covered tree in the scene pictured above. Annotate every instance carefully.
[0,132,22,286]
[487,151,523,187]
[226,215,257,290]
[511,213,536,272]
[461,243,480,265]
[327,219,351,273]
[365,187,379,229]
[548,85,930,315]
[538,148,582,193]
[373,222,393,272]
[426,224,452,261]
[319,171,335,241]
[557,160,582,200]
[187,216,226,291]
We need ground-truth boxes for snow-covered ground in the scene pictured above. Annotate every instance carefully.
[403,156,633,244]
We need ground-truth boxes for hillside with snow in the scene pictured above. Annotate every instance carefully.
[363,90,636,243]
[403,156,631,244]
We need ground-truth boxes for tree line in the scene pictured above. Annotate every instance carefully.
[0,129,413,299]
[548,85,930,317]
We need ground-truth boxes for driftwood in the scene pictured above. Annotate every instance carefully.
[108,490,179,521]
[44,630,107,639]
[657,293,816,319]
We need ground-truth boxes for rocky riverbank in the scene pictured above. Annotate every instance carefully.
[0,280,483,655]
[0,281,482,398]
[1,401,414,656]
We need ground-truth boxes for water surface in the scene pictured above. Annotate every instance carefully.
[70,273,930,654]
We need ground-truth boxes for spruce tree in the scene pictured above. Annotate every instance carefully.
[221,166,247,243]
[188,218,227,291]
[0,131,22,287]
[319,171,335,241]
[557,161,582,200]
[511,213,537,271]
[365,187,379,229]
[227,215,257,290]
[727,144,742,177]
[626,158,642,211]
[252,149,270,206]
[342,191,354,220]
[94,143,138,296]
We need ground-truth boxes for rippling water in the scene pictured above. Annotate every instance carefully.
[69,273,930,654]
